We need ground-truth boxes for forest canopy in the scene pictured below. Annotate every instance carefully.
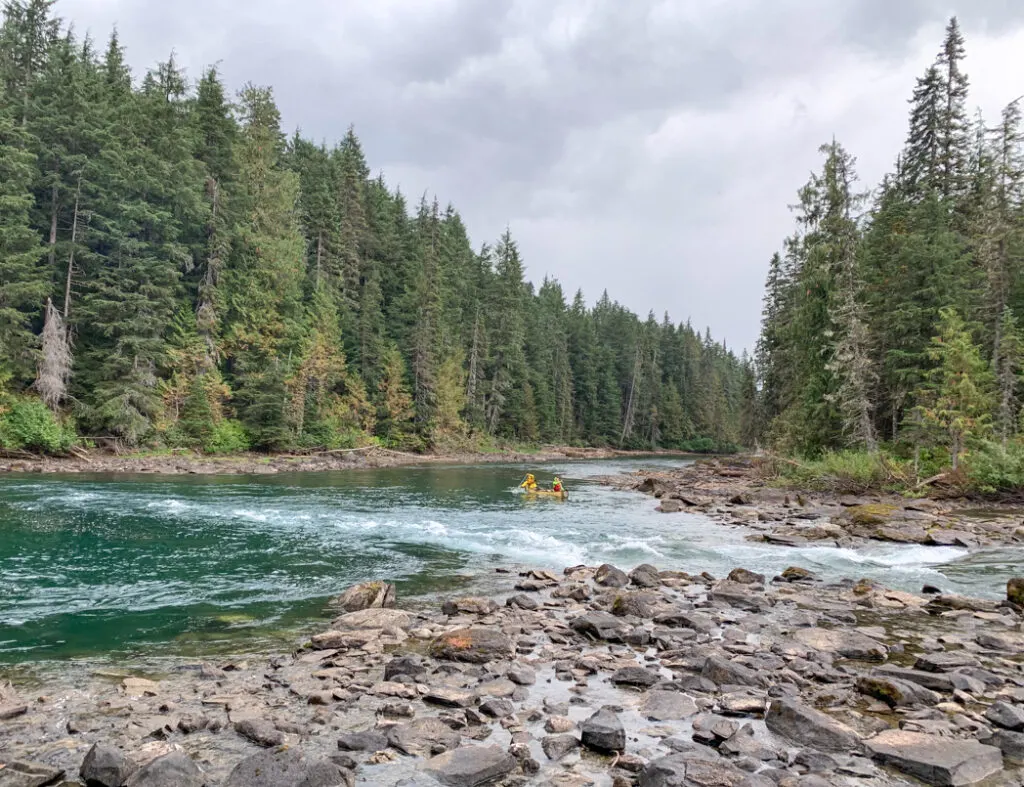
[0,0,752,455]
[756,17,1024,489]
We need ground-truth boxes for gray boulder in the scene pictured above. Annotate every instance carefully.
[765,698,861,753]
[387,717,462,756]
[223,748,352,787]
[81,743,136,787]
[629,563,662,588]
[542,735,580,761]
[337,730,389,752]
[595,563,629,588]
[794,628,887,662]
[428,627,514,664]
[334,580,395,612]
[856,675,940,708]
[125,753,204,787]
[235,717,284,748]
[702,656,763,688]
[984,701,1024,732]
[581,707,625,753]
[423,745,516,787]
[611,666,661,689]
[866,729,1002,786]
[570,611,632,642]
[610,590,661,618]
[0,761,66,787]
[641,691,698,721]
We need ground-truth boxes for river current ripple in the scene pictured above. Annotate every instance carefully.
[0,457,1018,662]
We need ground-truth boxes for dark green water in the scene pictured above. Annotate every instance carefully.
[0,457,1018,665]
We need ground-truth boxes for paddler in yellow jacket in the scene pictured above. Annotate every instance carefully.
[520,473,538,492]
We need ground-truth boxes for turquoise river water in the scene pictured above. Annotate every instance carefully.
[0,457,1020,665]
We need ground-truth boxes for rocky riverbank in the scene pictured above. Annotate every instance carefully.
[3,563,1024,786]
[600,458,1024,549]
[0,445,659,477]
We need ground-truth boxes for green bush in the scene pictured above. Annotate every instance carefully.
[771,449,911,494]
[962,442,1024,494]
[204,419,251,454]
[678,437,740,454]
[0,398,76,454]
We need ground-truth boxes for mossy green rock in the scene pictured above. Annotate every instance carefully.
[845,504,898,526]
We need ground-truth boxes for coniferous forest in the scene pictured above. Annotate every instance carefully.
[756,18,1024,490]
[0,1,753,455]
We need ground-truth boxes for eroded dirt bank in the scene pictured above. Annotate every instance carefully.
[2,562,1024,786]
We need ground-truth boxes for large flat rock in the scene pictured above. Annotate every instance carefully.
[793,628,887,661]
[765,698,861,753]
[866,730,1003,786]
[423,745,516,787]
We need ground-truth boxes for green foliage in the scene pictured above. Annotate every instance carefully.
[0,3,753,455]
[962,441,1024,493]
[0,396,74,453]
[757,17,1024,489]
[769,450,913,494]
[205,419,250,454]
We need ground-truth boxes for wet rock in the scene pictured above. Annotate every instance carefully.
[570,611,632,642]
[915,652,979,673]
[125,753,204,787]
[81,743,136,787]
[710,580,771,612]
[1008,577,1024,607]
[612,666,661,689]
[727,568,765,586]
[595,563,629,588]
[235,717,285,747]
[581,707,626,753]
[333,607,412,630]
[765,698,861,753]
[0,761,65,787]
[981,730,1024,762]
[423,744,516,787]
[793,628,887,661]
[780,567,816,582]
[424,687,478,708]
[984,701,1024,731]
[387,717,462,756]
[630,563,662,588]
[442,597,499,616]
[657,499,683,513]
[384,654,427,681]
[865,729,1002,786]
[479,698,514,718]
[0,703,27,720]
[507,665,535,686]
[334,580,397,612]
[506,594,539,611]
[856,676,940,708]
[337,729,389,751]
[611,590,661,618]
[639,754,747,787]
[976,630,1024,651]
[545,716,575,733]
[542,734,581,761]
[121,677,159,697]
[720,692,768,716]
[873,665,954,693]
[429,627,514,664]
[641,691,698,721]
[223,748,353,787]
[702,657,763,688]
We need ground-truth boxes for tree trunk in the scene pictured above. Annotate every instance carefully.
[63,179,81,321]
[48,183,58,267]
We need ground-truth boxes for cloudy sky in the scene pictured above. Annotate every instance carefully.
[57,0,1024,352]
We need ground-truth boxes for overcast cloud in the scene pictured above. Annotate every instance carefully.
[57,0,1024,352]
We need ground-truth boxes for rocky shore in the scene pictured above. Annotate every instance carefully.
[0,445,648,477]
[3,561,1024,787]
[601,458,1024,549]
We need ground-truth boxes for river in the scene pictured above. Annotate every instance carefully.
[0,457,1018,665]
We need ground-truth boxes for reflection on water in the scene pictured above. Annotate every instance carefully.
[0,456,1020,663]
